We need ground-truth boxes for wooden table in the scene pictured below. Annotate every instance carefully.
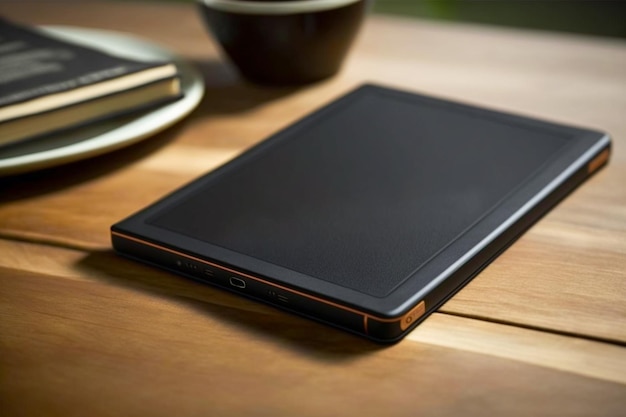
[1,2,625,416]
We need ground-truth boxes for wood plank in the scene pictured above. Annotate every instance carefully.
[0,239,624,385]
[409,314,626,385]
[1,165,624,344]
[2,264,625,417]
[440,216,626,343]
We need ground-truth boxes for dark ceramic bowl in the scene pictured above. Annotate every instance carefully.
[198,0,369,85]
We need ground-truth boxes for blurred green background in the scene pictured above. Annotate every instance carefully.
[372,0,626,38]
[148,0,626,38]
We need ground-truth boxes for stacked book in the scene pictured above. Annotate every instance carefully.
[0,17,183,148]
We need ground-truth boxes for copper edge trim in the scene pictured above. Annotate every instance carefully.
[588,148,610,174]
[112,231,422,330]
[399,301,426,331]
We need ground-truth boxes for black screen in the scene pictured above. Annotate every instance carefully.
[150,90,568,297]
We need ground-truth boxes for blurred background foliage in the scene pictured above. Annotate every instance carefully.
[152,0,626,38]
[372,0,626,38]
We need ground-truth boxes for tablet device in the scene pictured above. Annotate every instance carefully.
[111,84,611,342]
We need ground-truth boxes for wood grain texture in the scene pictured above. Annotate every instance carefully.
[1,1,624,343]
[1,261,625,417]
[0,2,625,415]
[1,239,624,386]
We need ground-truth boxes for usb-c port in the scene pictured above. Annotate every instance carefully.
[229,277,246,289]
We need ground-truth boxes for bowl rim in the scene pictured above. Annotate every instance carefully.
[198,0,362,15]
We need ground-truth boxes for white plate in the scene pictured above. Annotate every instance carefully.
[0,26,205,176]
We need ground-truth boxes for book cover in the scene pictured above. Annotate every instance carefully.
[0,17,181,146]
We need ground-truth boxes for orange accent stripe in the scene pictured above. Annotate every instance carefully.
[112,231,418,327]
[588,148,610,174]
[399,300,426,331]
[363,316,369,335]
